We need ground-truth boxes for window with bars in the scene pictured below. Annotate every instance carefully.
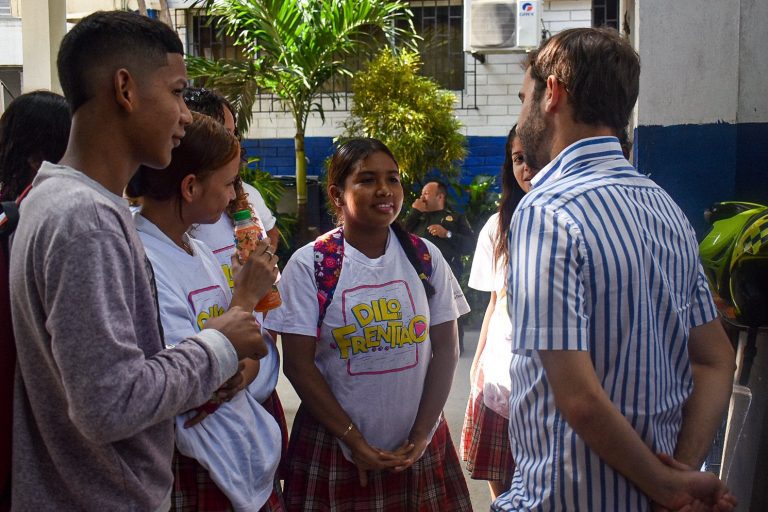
[0,0,12,17]
[179,1,469,112]
[183,12,244,61]
[592,0,620,30]
[405,0,465,91]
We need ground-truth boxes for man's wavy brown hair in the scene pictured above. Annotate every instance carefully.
[528,27,640,133]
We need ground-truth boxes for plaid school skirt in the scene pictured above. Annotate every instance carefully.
[263,389,290,480]
[460,389,515,484]
[283,404,471,512]
[171,390,288,512]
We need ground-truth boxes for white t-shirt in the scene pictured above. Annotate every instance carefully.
[134,213,280,511]
[190,199,270,290]
[467,213,514,418]
[264,228,469,461]
[244,182,276,231]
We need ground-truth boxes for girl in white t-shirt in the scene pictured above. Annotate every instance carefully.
[460,125,533,499]
[129,112,283,512]
[263,138,471,511]
[182,88,290,504]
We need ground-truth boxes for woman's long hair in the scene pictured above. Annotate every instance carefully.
[494,125,527,268]
[0,91,70,201]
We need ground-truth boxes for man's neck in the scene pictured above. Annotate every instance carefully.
[59,108,140,197]
[548,122,615,162]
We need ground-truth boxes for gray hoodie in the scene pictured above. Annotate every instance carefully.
[9,163,238,511]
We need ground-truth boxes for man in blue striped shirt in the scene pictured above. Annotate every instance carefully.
[493,28,737,511]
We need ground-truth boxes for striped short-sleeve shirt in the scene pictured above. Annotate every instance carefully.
[493,137,718,511]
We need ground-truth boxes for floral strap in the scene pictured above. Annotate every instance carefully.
[313,227,432,335]
[314,227,345,334]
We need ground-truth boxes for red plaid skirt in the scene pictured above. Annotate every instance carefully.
[171,390,288,512]
[460,389,515,483]
[283,405,471,512]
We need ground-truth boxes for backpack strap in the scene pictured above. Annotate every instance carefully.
[0,202,19,238]
[406,232,433,283]
[313,227,433,336]
[314,227,344,334]
[0,183,31,236]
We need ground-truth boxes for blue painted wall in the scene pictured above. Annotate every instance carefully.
[736,123,768,204]
[635,122,768,238]
[244,126,767,238]
[243,136,509,185]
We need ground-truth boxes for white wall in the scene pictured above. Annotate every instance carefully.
[20,0,66,93]
[0,17,23,65]
[737,0,768,124]
[635,0,740,127]
[239,0,592,140]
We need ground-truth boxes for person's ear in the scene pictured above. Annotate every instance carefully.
[544,75,565,113]
[180,174,198,203]
[114,68,136,112]
[329,184,344,208]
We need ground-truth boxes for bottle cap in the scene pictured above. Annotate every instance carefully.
[233,209,252,222]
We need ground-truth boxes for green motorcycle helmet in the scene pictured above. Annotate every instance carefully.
[729,207,768,326]
[699,202,766,301]
[699,201,768,326]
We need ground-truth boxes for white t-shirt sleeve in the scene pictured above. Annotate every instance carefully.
[468,213,498,292]
[261,243,318,337]
[423,239,471,325]
[242,182,276,231]
[154,276,198,347]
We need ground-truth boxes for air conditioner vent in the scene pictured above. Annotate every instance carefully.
[464,0,541,54]
[471,1,516,49]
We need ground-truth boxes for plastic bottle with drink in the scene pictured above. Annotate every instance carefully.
[233,209,282,312]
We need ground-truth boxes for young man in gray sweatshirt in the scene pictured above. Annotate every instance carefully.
[9,11,278,511]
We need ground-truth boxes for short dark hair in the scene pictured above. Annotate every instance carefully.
[183,88,230,125]
[428,180,448,198]
[0,91,71,201]
[529,27,639,133]
[57,10,184,113]
[127,112,239,202]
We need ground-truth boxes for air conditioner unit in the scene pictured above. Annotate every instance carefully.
[464,0,541,54]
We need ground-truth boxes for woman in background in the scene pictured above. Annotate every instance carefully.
[129,113,282,511]
[181,88,289,497]
[461,125,532,499]
[0,91,70,511]
[0,91,71,201]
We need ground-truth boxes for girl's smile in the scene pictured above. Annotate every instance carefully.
[335,151,404,230]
